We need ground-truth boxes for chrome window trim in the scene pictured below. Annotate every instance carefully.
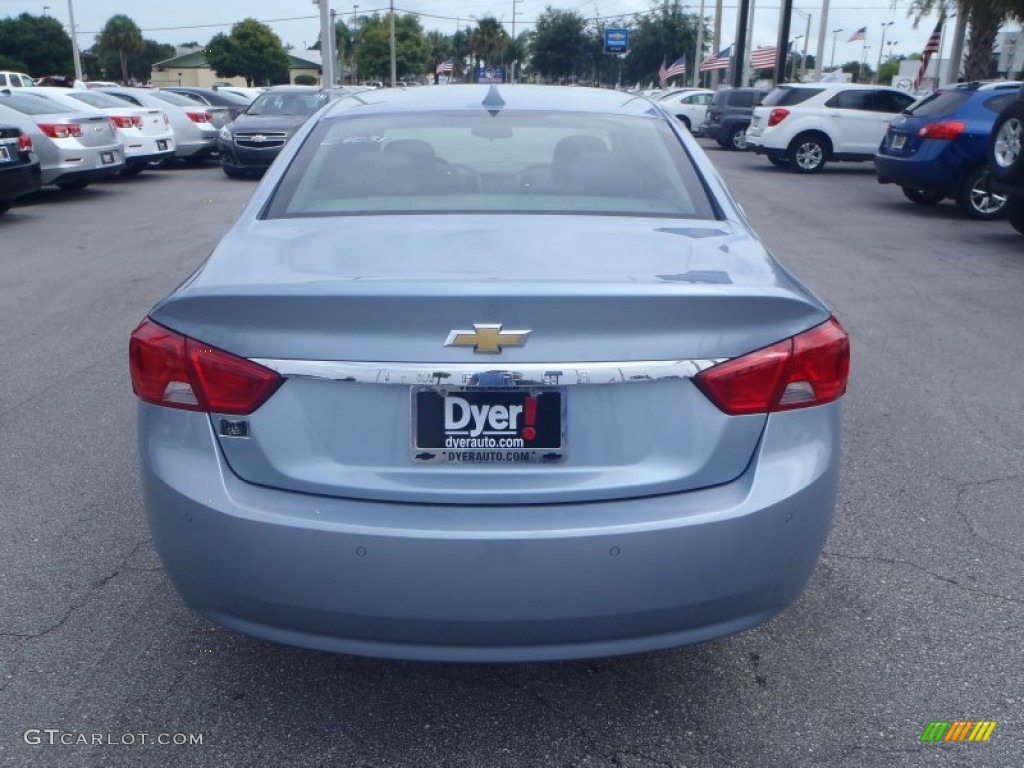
[251,358,726,386]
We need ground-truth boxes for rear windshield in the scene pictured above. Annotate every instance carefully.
[906,90,971,117]
[67,91,134,109]
[150,90,204,107]
[248,91,328,116]
[762,87,824,107]
[0,92,65,115]
[266,111,716,220]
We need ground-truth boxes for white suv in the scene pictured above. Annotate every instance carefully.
[655,88,715,134]
[745,83,916,173]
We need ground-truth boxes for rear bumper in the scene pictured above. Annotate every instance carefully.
[175,137,217,159]
[0,158,42,202]
[874,145,969,196]
[749,143,786,161]
[701,123,727,142]
[138,402,840,662]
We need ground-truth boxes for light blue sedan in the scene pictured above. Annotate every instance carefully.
[130,85,849,661]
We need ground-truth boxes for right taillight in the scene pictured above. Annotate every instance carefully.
[129,318,283,415]
[186,110,212,123]
[17,132,32,151]
[767,108,790,127]
[695,317,849,415]
[38,123,84,139]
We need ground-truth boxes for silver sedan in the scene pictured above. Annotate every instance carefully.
[0,91,124,189]
[130,85,850,662]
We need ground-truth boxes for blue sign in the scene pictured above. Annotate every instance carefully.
[604,29,629,54]
[475,67,506,83]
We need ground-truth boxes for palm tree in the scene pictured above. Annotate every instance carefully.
[470,17,509,67]
[97,14,145,84]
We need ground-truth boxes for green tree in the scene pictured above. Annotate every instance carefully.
[206,19,290,86]
[622,1,703,86]
[0,13,73,76]
[840,59,875,82]
[878,55,905,83]
[353,13,429,82]
[469,16,509,66]
[97,14,145,83]
[94,38,175,83]
[531,9,589,81]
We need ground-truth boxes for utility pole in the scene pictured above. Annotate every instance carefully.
[315,0,335,87]
[67,0,83,82]
[830,28,842,70]
[331,8,341,84]
[712,0,723,86]
[742,0,756,86]
[730,0,751,88]
[693,0,705,87]
[352,5,359,84]
[511,0,521,83]
[389,0,396,87]
[774,0,793,84]
[814,0,830,80]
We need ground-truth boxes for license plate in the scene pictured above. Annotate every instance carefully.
[412,386,564,463]
[157,139,168,150]
[892,134,906,150]
[100,151,115,165]
[0,145,9,163]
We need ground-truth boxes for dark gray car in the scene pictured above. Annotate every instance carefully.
[701,87,770,151]
[216,86,329,177]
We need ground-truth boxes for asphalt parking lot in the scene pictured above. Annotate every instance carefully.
[1,145,1022,768]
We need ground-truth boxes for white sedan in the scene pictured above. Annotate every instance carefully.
[657,89,715,134]
[29,87,175,173]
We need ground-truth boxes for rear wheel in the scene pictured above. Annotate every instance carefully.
[901,186,944,205]
[987,100,1024,184]
[56,180,88,191]
[956,167,1007,220]
[727,125,748,151]
[789,134,829,174]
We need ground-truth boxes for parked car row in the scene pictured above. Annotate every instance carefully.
[688,80,1022,229]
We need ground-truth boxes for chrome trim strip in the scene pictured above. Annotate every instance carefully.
[250,358,726,386]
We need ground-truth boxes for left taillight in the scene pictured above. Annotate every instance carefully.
[186,110,212,123]
[694,317,850,415]
[17,131,31,151]
[918,121,966,141]
[129,318,283,415]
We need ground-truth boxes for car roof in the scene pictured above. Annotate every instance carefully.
[321,84,670,119]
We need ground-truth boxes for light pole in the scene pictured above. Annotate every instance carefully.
[794,10,812,81]
[876,21,893,83]
[793,35,804,80]
[830,28,842,69]
[860,44,870,82]
[351,5,359,84]
[313,0,335,88]
[510,0,522,83]
[67,0,83,82]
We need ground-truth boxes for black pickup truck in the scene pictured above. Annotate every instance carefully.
[987,88,1024,235]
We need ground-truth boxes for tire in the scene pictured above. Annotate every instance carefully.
[1006,196,1024,235]
[987,100,1024,184]
[789,134,829,174]
[56,180,88,191]
[901,186,944,205]
[727,125,748,151]
[768,156,791,169]
[955,166,1007,220]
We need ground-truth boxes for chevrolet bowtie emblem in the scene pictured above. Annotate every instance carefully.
[444,324,531,354]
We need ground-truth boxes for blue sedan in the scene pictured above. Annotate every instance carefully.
[129,85,849,661]
[876,81,1021,219]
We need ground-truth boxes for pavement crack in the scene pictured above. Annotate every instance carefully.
[953,474,1024,562]
[822,551,1021,606]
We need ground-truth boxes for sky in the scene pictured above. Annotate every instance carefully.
[0,0,1019,72]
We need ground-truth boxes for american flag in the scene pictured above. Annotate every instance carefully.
[435,59,454,75]
[914,19,944,90]
[659,56,687,87]
[750,46,778,70]
[847,27,867,43]
[700,46,732,72]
